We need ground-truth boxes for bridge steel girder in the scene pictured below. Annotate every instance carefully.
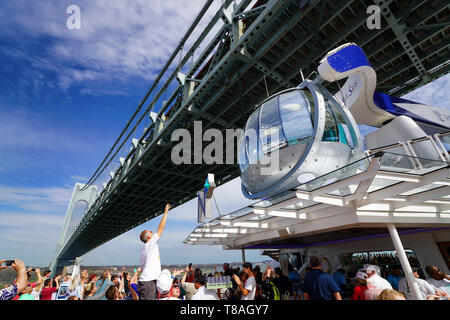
[57,0,450,261]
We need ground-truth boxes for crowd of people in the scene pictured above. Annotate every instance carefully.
[1,203,449,301]
[327,260,450,301]
[1,257,449,301]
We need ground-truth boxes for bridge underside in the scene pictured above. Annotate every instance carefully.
[58,0,450,261]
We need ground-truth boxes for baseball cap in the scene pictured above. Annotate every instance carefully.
[365,265,380,274]
[361,264,370,271]
[336,265,345,271]
[355,271,368,280]
[157,269,173,294]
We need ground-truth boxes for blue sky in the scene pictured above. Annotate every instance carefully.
[0,1,449,267]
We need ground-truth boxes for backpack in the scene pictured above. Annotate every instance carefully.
[271,281,280,300]
[262,279,280,300]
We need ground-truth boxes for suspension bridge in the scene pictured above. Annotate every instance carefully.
[50,0,450,272]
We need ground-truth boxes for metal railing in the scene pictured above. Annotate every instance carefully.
[364,131,450,164]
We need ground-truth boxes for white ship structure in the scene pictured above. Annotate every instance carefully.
[185,43,450,300]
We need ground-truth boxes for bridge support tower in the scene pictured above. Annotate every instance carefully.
[49,183,97,275]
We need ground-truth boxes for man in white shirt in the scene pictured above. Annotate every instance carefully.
[233,262,256,300]
[191,274,219,300]
[398,268,438,300]
[365,265,393,291]
[425,265,450,296]
[137,203,171,300]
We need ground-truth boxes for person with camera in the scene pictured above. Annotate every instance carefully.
[128,267,141,300]
[105,270,135,300]
[232,262,257,300]
[425,265,450,296]
[95,270,114,300]
[0,259,27,300]
[12,268,43,300]
[260,265,280,300]
[185,263,195,283]
[398,267,444,300]
[41,277,60,300]
[181,265,202,300]
[30,270,48,299]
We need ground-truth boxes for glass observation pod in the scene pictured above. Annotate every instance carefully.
[238,80,363,199]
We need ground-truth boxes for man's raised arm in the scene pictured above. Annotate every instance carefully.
[156,203,171,238]
[12,260,27,294]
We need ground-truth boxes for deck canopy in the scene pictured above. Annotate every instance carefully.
[185,142,450,249]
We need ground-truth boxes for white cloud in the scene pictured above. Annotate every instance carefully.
[402,74,450,110]
[0,0,227,92]
[0,185,73,213]
[0,212,63,228]
[0,212,64,266]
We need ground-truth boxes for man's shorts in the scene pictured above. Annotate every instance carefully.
[137,280,157,300]
[291,284,302,294]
